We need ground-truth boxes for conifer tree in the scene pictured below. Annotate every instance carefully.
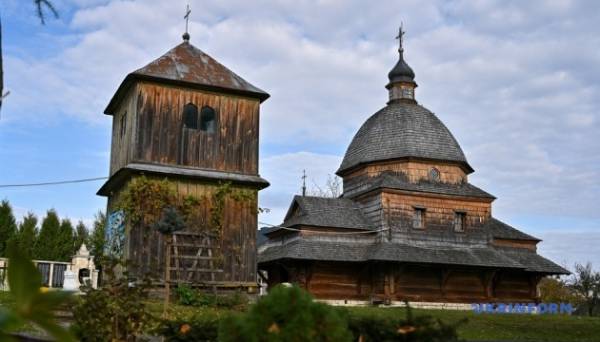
[57,219,74,261]
[74,220,89,253]
[36,209,61,260]
[0,200,17,257]
[17,212,38,259]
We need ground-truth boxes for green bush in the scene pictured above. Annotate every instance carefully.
[346,302,465,342]
[175,285,248,309]
[71,258,154,342]
[175,285,197,306]
[159,314,219,342]
[218,285,352,342]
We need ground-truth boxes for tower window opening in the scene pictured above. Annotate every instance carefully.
[413,207,425,229]
[183,103,199,129]
[200,106,216,133]
[454,212,466,232]
[120,112,127,138]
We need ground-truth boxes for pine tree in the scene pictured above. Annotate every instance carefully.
[0,200,17,257]
[89,211,107,259]
[36,209,61,260]
[17,212,38,259]
[57,219,74,261]
[74,220,89,253]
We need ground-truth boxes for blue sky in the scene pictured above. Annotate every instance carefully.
[1,0,599,269]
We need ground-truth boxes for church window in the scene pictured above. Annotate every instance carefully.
[200,106,216,133]
[454,212,466,232]
[429,167,440,182]
[183,103,199,129]
[413,207,425,229]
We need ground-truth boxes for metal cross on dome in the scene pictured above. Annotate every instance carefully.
[395,22,405,52]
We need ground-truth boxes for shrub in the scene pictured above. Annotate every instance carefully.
[175,285,248,310]
[346,302,465,342]
[71,258,154,342]
[159,314,219,342]
[218,285,352,342]
[175,285,197,306]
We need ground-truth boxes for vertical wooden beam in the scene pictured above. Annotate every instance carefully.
[440,268,452,298]
[482,269,498,299]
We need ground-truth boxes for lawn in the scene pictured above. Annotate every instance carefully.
[2,292,599,341]
[345,306,600,342]
[144,299,600,341]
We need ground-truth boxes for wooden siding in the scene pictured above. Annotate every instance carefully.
[343,160,467,193]
[109,85,138,176]
[108,175,259,285]
[492,238,537,251]
[382,191,491,232]
[264,261,541,303]
[132,82,260,175]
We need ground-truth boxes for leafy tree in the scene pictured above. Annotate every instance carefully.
[539,276,581,305]
[36,209,61,260]
[74,220,89,253]
[16,212,38,259]
[0,200,17,257]
[89,211,107,259]
[57,218,74,261]
[570,263,600,316]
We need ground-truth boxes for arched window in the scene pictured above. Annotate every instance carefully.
[200,106,216,133]
[183,103,198,129]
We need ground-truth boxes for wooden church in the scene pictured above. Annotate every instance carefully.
[257,29,568,304]
[98,30,269,292]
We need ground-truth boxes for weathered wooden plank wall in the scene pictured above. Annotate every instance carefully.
[133,82,260,175]
[265,261,542,303]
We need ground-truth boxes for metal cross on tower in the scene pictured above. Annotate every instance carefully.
[183,4,191,41]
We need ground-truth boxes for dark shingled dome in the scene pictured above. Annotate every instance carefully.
[388,51,415,84]
[337,101,473,174]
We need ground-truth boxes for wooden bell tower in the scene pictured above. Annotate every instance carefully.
[97,32,269,292]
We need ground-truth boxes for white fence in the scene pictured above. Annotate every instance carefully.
[0,244,99,291]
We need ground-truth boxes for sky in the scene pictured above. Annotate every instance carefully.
[0,0,598,270]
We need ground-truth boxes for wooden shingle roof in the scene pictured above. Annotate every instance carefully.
[337,101,473,175]
[105,41,269,114]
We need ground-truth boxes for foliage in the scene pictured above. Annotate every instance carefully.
[346,301,464,342]
[175,285,248,310]
[74,220,89,253]
[158,314,220,342]
[118,177,179,227]
[0,200,17,257]
[218,285,352,342]
[72,257,154,342]
[540,277,582,306]
[56,218,75,261]
[153,207,186,234]
[35,209,61,260]
[15,212,38,259]
[0,245,75,341]
[89,211,107,259]
[569,263,600,316]
[117,177,255,238]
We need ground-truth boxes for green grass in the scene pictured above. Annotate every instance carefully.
[345,306,600,342]
[3,292,599,341]
[148,300,600,342]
